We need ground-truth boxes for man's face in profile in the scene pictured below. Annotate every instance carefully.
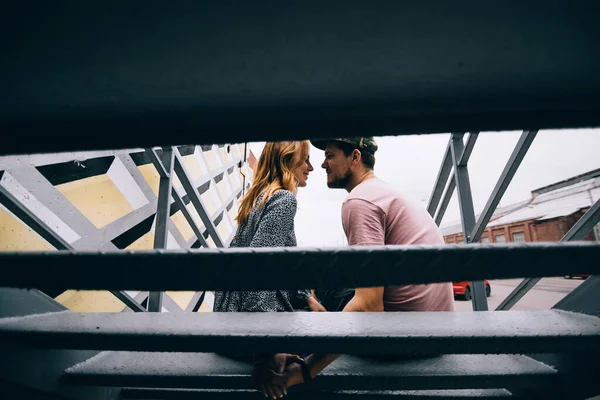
[322,142,352,189]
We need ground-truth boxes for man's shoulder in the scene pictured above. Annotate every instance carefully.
[346,178,394,202]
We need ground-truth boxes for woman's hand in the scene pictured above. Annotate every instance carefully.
[253,353,303,399]
[307,296,327,312]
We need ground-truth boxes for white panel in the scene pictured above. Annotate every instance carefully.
[107,157,149,210]
[167,232,180,249]
[204,291,215,310]
[0,172,81,243]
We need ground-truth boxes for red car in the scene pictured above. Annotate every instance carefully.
[453,281,491,300]
[564,274,590,279]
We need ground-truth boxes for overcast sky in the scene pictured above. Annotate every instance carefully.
[249,129,600,247]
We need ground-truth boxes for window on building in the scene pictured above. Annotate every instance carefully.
[512,232,525,243]
[480,237,490,243]
[494,234,506,243]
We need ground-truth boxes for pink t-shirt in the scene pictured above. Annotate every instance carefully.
[342,178,455,312]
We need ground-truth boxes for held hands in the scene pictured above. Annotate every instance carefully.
[253,353,305,399]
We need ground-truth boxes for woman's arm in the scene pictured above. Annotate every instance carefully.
[240,190,299,312]
[248,190,297,248]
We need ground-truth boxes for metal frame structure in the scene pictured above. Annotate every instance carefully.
[2,142,600,400]
[0,144,247,314]
[423,130,595,312]
[2,3,600,398]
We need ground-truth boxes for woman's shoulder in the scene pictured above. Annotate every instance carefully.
[264,189,297,209]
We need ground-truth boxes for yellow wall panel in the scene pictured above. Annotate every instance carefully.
[217,179,232,200]
[56,175,133,229]
[200,192,219,216]
[127,231,155,250]
[203,150,220,171]
[0,207,54,251]
[166,291,195,310]
[216,220,231,241]
[198,300,212,312]
[171,210,194,241]
[138,164,160,197]
[186,204,204,228]
[139,163,183,195]
[56,290,127,312]
[182,154,204,181]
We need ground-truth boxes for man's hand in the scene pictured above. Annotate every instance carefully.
[265,361,304,390]
[307,296,327,312]
[253,353,303,399]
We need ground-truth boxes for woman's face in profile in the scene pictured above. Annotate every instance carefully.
[293,155,314,188]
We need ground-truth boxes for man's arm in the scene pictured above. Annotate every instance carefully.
[292,199,387,383]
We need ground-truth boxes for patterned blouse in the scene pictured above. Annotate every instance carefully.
[214,190,311,312]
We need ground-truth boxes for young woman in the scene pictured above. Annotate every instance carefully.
[214,140,323,313]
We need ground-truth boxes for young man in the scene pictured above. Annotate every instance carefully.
[257,137,455,397]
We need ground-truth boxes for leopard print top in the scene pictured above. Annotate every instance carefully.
[214,190,310,312]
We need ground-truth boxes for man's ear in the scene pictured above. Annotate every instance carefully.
[351,149,362,165]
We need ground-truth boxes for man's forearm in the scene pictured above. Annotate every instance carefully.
[343,287,385,312]
[304,353,340,380]
[303,287,384,379]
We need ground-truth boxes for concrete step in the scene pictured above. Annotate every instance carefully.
[119,388,514,400]
[1,310,598,355]
[65,352,556,391]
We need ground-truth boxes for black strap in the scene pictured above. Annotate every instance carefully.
[298,358,312,383]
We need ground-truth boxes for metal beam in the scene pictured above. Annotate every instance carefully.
[497,197,600,311]
[0,184,70,251]
[426,140,453,217]
[1,243,599,291]
[434,176,456,226]
[1,310,598,355]
[1,183,146,312]
[450,133,488,311]
[145,148,209,249]
[561,197,600,242]
[458,132,479,166]
[185,291,206,313]
[110,291,147,313]
[433,133,478,226]
[471,130,537,242]
[173,150,224,247]
[148,147,174,312]
[144,148,169,178]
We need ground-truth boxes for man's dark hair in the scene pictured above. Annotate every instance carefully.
[334,141,376,170]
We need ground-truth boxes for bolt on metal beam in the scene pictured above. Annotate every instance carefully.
[470,130,537,243]
[497,196,600,311]
[450,133,488,311]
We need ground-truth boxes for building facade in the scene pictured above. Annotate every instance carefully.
[443,169,600,244]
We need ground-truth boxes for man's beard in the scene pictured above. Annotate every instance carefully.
[327,169,352,189]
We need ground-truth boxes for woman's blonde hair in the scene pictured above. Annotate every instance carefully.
[236,140,309,225]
